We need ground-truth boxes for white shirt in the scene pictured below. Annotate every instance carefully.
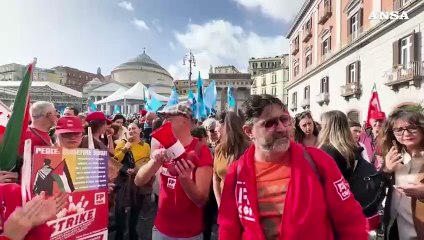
[389,150,424,239]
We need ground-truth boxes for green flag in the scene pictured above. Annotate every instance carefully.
[0,62,33,170]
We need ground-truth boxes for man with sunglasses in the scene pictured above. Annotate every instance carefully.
[135,102,213,240]
[218,94,367,240]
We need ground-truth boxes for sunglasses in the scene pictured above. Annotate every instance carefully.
[262,115,292,129]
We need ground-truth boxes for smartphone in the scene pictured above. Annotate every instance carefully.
[392,140,404,164]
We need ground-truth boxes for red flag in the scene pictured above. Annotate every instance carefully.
[365,86,382,128]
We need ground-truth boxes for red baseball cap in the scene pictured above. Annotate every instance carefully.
[370,111,386,120]
[86,111,112,124]
[56,116,84,134]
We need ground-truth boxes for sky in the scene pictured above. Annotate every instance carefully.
[0,0,304,79]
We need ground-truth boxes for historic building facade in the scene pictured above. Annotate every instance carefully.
[251,54,290,105]
[174,66,252,113]
[286,0,424,122]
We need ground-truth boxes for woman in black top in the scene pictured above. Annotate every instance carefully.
[318,110,379,217]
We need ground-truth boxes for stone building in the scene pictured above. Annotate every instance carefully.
[174,66,252,113]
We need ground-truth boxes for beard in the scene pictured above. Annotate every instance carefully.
[260,132,290,152]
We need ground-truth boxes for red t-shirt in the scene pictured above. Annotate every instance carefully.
[154,138,213,238]
[18,127,52,156]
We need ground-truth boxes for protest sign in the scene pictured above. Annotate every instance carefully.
[32,146,109,240]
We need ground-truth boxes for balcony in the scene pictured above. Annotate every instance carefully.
[340,82,362,98]
[316,92,330,104]
[292,46,299,55]
[303,28,312,43]
[384,61,424,90]
[318,5,332,25]
[301,98,310,109]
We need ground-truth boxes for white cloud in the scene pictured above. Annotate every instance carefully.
[132,18,149,31]
[152,19,163,33]
[117,1,134,11]
[169,41,176,50]
[167,19,286,79]
[233,0,304,22]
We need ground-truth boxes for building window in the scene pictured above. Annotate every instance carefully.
[294,60,300,77]
[305,52,312,68]
[261,88,266,94]
[393,31,416,67]
[304,86,310,99]
[322,37,331,55]
[292,92,298,109]
[272,73,277,83]
[346,61,361,84]
[351,14,358,39]
[401,36,412,67]
[320,76,329,93]
[272,86,277,96]
[348,9,363,42]
[262,76,266,86]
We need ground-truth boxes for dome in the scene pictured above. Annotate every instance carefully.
[112,52,172,78]
[110,51,174,96]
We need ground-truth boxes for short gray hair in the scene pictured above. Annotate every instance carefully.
[30,101,55,119]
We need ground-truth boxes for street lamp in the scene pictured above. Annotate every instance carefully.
[183,50,196,88]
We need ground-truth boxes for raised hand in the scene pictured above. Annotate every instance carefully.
[383,146,402,173]
[0,171,18,183]
[175,159,195,180]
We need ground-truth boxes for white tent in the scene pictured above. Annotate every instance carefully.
[94,87,128,105]
[123,82,146,101]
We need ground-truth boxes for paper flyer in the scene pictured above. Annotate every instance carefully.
[32,147,109,240]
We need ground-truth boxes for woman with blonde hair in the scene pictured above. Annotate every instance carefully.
[213,111,251,206]
[379,108,424,239]
[318,110,381,219]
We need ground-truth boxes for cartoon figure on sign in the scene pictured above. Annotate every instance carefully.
[33,159,55,195]
[33,158,75,196]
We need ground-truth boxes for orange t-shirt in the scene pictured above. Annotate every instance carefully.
[255,159,291,240]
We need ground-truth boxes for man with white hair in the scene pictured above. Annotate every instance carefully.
[19,101,58,155]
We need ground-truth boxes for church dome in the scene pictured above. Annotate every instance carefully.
[112,52,172,78]
[111,51,173,96]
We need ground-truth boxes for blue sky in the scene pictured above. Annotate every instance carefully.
[0,0,304,79]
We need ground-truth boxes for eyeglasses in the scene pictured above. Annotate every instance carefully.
[392,126,420,136]
[261,115,292,129]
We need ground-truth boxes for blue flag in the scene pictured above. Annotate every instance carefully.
[195,72,207,120]
[144,87,163,112]
[88,100,97,113]
[227,84,236,109]
[114,105,120,114]
[204,80,217,115]
[165,87,179,108]
[187,89,196,118]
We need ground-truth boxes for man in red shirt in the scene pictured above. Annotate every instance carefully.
[19,101,57,155]
[218,95,367,240]
[135,102,213,240]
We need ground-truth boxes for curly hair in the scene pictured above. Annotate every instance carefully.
[379,108,424,155]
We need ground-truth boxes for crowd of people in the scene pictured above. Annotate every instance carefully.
[0,94,423,240]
